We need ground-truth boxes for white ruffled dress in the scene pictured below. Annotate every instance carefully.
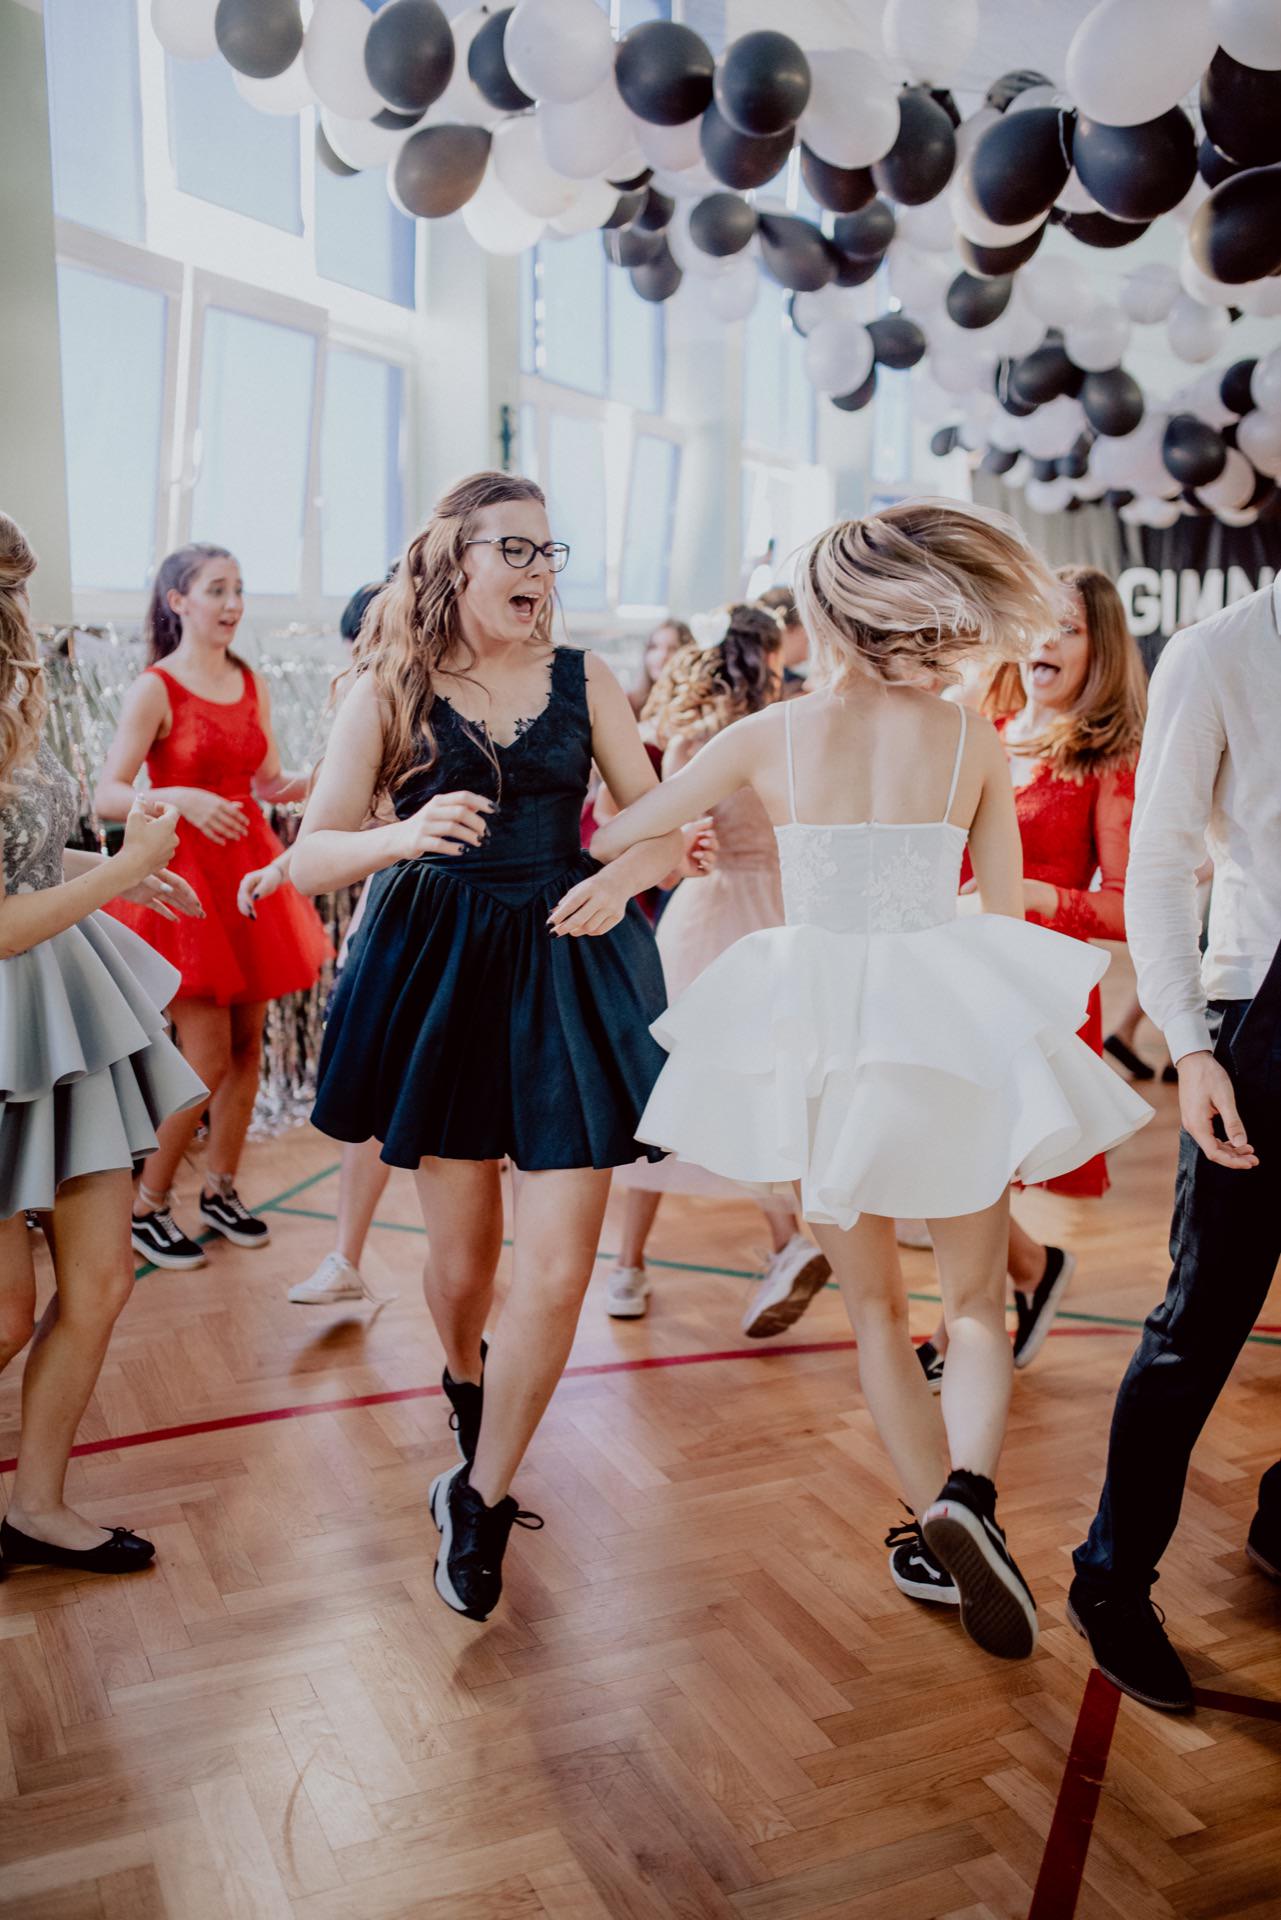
[636,704,1152,1230]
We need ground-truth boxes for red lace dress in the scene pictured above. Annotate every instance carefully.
[107,666,330,1006]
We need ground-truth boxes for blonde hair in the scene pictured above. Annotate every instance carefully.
[983,565,1147,781]
[795,499,1065,691]
[642,603,781,744]
[0,512,47,801]
[350,471,553,803]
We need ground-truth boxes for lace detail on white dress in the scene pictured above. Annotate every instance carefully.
[779,826,840,926]
[865,838,939,933]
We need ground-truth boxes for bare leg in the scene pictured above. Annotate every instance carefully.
[412,1157,504,1388]
[617,1188,662,1269]
[0,1213,38,1376]
[1007,1210,1047,1296]
[135,1000,231,1206]
[928,1190,1013,1479]
[336,1138,392,1268]
[7,1170,137,1550]
[762,1206,801,1256]
[204,1000,267,1187]
[470,1164,612,1507]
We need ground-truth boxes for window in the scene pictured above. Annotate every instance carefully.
[547,414,607,612]
[620,436,679,607]
[56,265,166,590]
[743,279,815,461]
[315,164,416,308]
[320,349,404,599]
[167,55,302,233]
[529,235,665,411]
[519,404,540,484]
[44,0,144,242]
[519,251,537,376]
[873,366,914,490]
[191,308,316,594]
[609,272,663,413]
[617,0,672,27]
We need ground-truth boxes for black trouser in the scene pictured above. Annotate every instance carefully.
[1074,984,1281,1596]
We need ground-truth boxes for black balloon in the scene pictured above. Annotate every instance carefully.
[631,248,683,303]
[1221,358,1259,415]
[1199,137,1241,188]
[688,191,756,256]
[757,214,834,292]
[603,225,668,268]
[1060,209,1152,247]
[1223,420,1239,448]
[946,271,1013,329]
[1105,490,1135,510]
[832,198,895,260]
[1163,413,1228,486]
[1081,368,1144,436]
[970,109,1073,225]
[872,88,956,205]
[394,124,490,217]
[981,444,1019,475]
[985,69,1053,112]
[829,248,880,287]
[1189,163,1281,285]
[699,101,793,189]
[1010,343,1076,405]
[1201,48,1281,167]
[800,146,876,213]
[316,122,357,178]
[931,426,960,458]
[957,224,1045,277]
[867,314,926,370]
[831,368,877,411]
[633,187,676,233]
[214,0,302,80]
[615,20,714,127]
[715,30,810,138]
[930,89,962,129]
[602,189,647,230]
[364,0,453,113]
[373,106,425,131]
[467,7,531,112]
[1249,468,1276,510]
[1056,443,1091,480]
[1072,108,1195,222]
[995,360,1040,416]
[1031,457,1059,482]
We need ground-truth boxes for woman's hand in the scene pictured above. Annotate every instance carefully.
[394,791,494,861]
[117,799,181,884]
[237,861,285,919]
[180,788,249,844]
[547,868,631,938]
[119,866,204,922]
[1022,878,1059,919]
[682,817,718,877]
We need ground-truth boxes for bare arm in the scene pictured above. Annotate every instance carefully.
[249,671,310,804]
[590,713,755,864]
[95,674,250,845]
[0,802,181,959]
[964,717,1024,919]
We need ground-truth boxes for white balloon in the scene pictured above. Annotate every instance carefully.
[505,0,615,106]
[1198,447,1255,511]
[883,0,979,83]
[1055,169,1100,215]
[954,107,999,167]
[1120,261,1181,323]
[539,73,635,180]
[305,0,383,121]
[948,171,1045,248]
[930,340,988,395]
[1251,345,1281,414]
[667,207,734,278]
[424,9,501,128]
[896,196,956,253]
[1064,303,1131,371]
[1216,504,1260,526]
[988,409,1024,452]
[1021,395,1086,459]
[1090,428,1144,487]
[1170,174,1210,230]
[887,242,951,311]
[1004,456,1030,489]
[632,114,702,173]
[1238,406,1281,467]
[1239,276,1281,317]
[234,52,316,115]
[988,292,1045,357]
[1167,292,1230,364]
[792,286,849,332]
[462,165,546,253]
[549,175,618,235]
[707,257,760,323]
[1072,474,1108,501]
[321,108,413,171]
[800,49,900,167]
[651,160,719,200]
[1021,255,1099,327]
[151,0,217,60]
[492,115,580,217]
[1141,497,1183,527]
[1008,84,1063,114]
[1065,0,1219,126]
[804,318,875,395]
[1211,0,1281,67]
[1026,475,1074,514]
[1189,366,1236,429]
[1179,249,1240,309]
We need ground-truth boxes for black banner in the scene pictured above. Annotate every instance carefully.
[1119,515,1281,671]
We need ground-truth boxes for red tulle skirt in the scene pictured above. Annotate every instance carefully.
[1037,984,1108,1199]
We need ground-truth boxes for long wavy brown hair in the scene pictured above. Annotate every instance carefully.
[146,543,237,663]
[0,512,46,800]
[350,471,554,803]
[982,565,1147,781]
[642,603,782,746]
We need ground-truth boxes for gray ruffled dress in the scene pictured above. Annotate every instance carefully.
[0,740,206,1218]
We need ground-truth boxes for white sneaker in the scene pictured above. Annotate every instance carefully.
[741,1233,831,1338]
[896,1220,933,1250]
[288,1252,395,1305]
[606,1266,650,1318]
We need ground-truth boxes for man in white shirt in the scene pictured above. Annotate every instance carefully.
[1070,581,1281,1713]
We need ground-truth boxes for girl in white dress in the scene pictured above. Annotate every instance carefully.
[591,502,1152,1661]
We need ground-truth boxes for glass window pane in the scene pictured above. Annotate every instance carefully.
[619,0,671,25]
[539,236,606,395]
[315,163,415,307]
[167,55,301,233]
[784,330,816,462]
[743,281,786,449]
[519,250,536,376]
[547,414,606,612]
[519,403,539,485]
[56,265,166,590]
[608,272,663,413]
[191,308,316,594]
[320,350,403,599]
[620,436,678,606]
[44,0,144,242]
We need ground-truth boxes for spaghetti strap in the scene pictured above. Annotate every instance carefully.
[943,703,967,823]
[783,701,799,823]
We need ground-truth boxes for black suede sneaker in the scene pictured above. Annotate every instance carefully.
[1065,1576,1193,1712]
[199,1187,271,1249]
[1245,1510,1281,1582]
[443,1338,488,1465]
[428,1461,543,1622]
[915,1340,945,1393]
[131,1204,207,1271]
[886,1516,958,1606]
[923,1470,1038,1659]
[1013,1246,1076,1370]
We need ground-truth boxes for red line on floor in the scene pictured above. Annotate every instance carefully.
[1027,1668,1121,1920]
[1191,1687,1281,1722]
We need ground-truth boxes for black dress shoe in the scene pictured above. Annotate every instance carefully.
[1066,1575,1193,1712]
[0,1520,155,1574]
[1246,1510,1281,1581]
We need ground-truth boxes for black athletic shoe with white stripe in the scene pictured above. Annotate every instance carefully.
[886,1517,958,1605]
[915,1340,945,1393]
[443,1338,488,1465]
[130,1205,207,1271]
[199,1186,271,1249]
[923,1470,1037,1659]
[428,1461,542,1622]
[1012,1246,1076,1369]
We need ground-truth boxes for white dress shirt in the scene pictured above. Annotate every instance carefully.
[1126,581,1281,1065]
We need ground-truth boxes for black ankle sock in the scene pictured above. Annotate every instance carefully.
[948,1468,998,1516]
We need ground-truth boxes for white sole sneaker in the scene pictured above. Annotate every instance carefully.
[288,1280,365,1303]
[429,1462,471,1616]
[923,1497,1038,1660]
[199,1213,272,1250]
[130,1228,206,1271]
[606,1269,651,1318]
[741,1240,831,1338]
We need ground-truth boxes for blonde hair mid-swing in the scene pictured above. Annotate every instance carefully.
[0,512,47,801]
[795,499,1066,692]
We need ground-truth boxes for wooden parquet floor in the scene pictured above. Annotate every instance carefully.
[1,1019,1278,1916]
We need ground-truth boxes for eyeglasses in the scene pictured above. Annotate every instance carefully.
[464,537,570,573]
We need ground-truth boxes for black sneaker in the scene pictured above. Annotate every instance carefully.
[443,1338,488,1465]
[916,1340,945,1393]
[428,1461,543,1622]
[886,1516,959,1606]
[1246,1510,1281,1582]
[1012,1246,1076,1370]
[1065,1576,1193,1712]
[1103,1034,1155,1081]
[199,1187,271,1249]
[923,1471,1038,1660]
[131,1205,207,1271]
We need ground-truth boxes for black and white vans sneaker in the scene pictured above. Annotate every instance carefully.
[443,1338,488,1464]
[1013,1246,1076,1369]
[428,1460,543,1622]
[923,1471,1038,1660]
[915,1340,945,1393]
[886,1517,959,1605]
[198,1187,271,1249]
[131,1203,207,1271]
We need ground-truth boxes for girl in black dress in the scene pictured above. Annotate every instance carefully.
[292,472,681,1622]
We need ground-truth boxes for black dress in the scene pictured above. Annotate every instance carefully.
[312,646,668,1170]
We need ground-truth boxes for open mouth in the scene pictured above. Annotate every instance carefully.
[509,591,540,621]
[1029,658,1061,687]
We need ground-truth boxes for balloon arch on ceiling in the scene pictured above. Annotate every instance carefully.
[156,0,1281,533]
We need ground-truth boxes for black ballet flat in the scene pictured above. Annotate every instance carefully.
[0,1520,155,1574]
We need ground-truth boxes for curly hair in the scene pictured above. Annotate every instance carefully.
[641,602,782,745]
[0,512,47,801]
